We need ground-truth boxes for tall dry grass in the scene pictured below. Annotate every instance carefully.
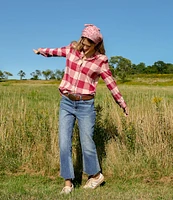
[0,82,172,181]
[96,85,173,180]
[0,85,59,175]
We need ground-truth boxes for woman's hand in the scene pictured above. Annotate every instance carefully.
[33,48,41,54]
[123,107,129,116]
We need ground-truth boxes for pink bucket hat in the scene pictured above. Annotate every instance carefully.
[81,24,103,44]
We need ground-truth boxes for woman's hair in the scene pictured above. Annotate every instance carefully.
[71,37,105,55]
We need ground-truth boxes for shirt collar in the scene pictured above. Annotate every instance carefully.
[78,51,99,60]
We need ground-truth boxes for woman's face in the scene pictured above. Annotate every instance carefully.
[82,38,96,54]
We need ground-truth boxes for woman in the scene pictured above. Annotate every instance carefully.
[33,24,128,194]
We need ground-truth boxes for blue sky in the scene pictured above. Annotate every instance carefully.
[1,0,173,79]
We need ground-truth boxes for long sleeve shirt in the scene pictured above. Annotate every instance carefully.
[39,44,127,108]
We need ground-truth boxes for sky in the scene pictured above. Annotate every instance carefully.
[1,0,173,79]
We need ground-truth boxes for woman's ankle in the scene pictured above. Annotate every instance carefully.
[65,179,72,187]
[90,172,101,179]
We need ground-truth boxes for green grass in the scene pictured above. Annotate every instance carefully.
[0,174,172,200]
[0,77,173,199]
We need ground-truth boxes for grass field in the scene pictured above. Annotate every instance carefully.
[0,77,173,199]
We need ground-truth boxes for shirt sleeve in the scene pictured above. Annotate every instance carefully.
[39,44,71,57]
[100,57,127,108]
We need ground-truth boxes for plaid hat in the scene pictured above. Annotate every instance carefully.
[81,24,103,44]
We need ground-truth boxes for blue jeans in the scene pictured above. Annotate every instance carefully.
[59,95,101,180]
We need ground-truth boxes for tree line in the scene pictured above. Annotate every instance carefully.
[1,56,173,82]
[109,56,173,82]
[0,69,64,81]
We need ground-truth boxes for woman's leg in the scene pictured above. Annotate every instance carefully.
[76,99,101,176]
[59,96,76,180]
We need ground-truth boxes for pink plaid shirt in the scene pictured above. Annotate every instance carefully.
[39,44,126,108]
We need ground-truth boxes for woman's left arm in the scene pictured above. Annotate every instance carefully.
[100,56,128,113]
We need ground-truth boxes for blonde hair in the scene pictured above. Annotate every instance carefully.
[71,37,105,55]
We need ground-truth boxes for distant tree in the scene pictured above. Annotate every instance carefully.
[48,69,64,80]
[109,56,132,82]
[42,69,53,80]
[50,73,56,80]
[109,57,117,77]
[166,63,173,74]
[132,62,146,74]
[0,70,5,80]
[17,70,26,80]
[152,61,167,74]
[30,70,42,80]
[3,71,13,79]
[145,65,157,74]
[109,65,116,77]
[131,64,137,74]
[53,69,64,80]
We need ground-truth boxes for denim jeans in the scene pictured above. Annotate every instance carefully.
[59,95,101,180]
